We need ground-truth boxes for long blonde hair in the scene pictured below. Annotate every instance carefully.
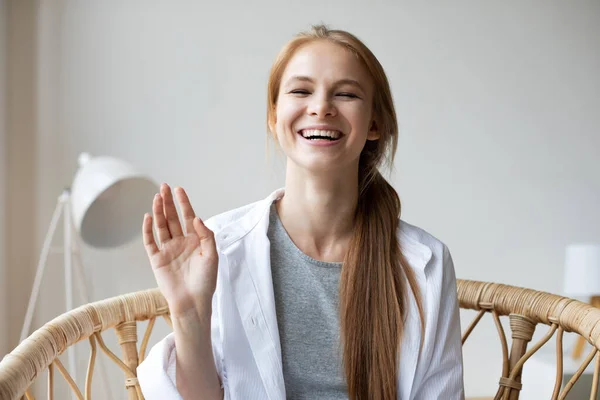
[266,25,424,400]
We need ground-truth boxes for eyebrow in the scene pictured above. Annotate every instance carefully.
[285,75,365,92]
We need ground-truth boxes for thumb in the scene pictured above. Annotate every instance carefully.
[193,217,217,257]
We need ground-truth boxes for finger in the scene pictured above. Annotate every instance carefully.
[174,186,196,235]
[142,213,159,256]
[193,217,217,258]
[161,183,184,238]
[153,193,171,244]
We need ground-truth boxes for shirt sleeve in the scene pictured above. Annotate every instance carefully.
[137,332,182,400]
[412,244,465,399]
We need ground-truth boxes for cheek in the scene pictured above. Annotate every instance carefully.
[343,105,372,133]
[273,106,290,142]
[275,100,303,131]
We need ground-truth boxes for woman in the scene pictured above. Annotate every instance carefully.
[137,25,464,400]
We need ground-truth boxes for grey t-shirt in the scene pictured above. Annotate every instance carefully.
[268,203,348,399]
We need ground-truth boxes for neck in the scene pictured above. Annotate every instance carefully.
[276,163,359,262]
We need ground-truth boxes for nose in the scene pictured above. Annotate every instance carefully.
[307,94,337,118]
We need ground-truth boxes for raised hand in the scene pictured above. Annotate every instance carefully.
[142,184,218,318]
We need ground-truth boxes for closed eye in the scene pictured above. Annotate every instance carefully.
[289,89,310,95]
[337,92,360,99]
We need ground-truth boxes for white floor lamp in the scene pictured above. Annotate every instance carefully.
[20,152,157,397]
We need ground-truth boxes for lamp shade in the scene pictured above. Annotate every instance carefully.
[563,243,600,297]
[70,153,157,248]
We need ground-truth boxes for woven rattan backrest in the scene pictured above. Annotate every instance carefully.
[460,279,600,399]
[2,280,600,399]
[0,288,170,400]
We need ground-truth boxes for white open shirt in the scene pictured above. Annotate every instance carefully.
[137,188,465,399]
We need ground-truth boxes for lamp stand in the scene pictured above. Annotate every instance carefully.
[20,190,114,399]
[571,296,600,360]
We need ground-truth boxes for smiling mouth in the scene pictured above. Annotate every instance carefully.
[298,129,343,141]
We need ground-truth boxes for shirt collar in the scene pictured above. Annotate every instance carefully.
[215,187,432,271]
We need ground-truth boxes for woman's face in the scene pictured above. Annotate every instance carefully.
[273,40,379,175]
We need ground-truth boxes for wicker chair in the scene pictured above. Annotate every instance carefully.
[2,279,600,400]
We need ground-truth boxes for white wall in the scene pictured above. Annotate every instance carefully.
[6,1,600,398]
[0,0,7,359]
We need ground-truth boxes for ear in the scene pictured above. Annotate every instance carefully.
[268,114,277,137]
[367,119,380,141]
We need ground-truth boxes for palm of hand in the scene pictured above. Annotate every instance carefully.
[143,184,219,317]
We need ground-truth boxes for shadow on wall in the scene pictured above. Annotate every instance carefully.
[5,0,38,353]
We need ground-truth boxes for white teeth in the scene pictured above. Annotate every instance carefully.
[300,129,341,139]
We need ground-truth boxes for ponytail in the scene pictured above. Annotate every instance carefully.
[340,168,424,400]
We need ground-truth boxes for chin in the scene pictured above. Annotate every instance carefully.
[294,155,350,176]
